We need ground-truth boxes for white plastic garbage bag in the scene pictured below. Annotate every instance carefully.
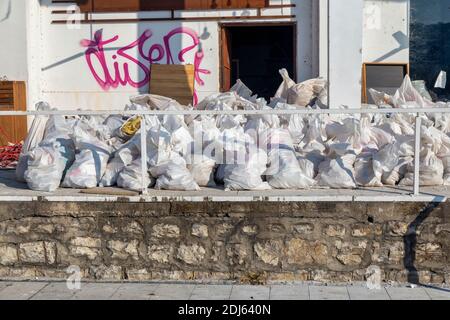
[316,153,357,189]
[230,79,254,101]
[399,146,444,186]
[224,148,270,191]
[187,155,217,187]
[434,71,447,89]
[22,113,77,191]
[150,153,200,191]
[382,156,413,186]
[373,142,400,181]
[263,129,315,189]
[24,141,69,192]
[189,117,221,150]
[171,125,194,158]
[16,102,51,182]
[354,152,383,187]
[117,159,154,192]
[274,69,327,107]
[274,68,296,101]
[100,157,127,187]
[62,148,110,189]
[297,155,316,179]
[100,144,137,187]
[62,121,112,189]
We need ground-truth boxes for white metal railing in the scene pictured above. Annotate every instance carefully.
[1,106,448,197]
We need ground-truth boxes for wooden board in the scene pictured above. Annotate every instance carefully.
[55,0,268,13]
[362,63,409,104]
[0,81,27,146]
[149,64,195,106]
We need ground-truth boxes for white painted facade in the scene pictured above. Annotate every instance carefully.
[0,0,410,110]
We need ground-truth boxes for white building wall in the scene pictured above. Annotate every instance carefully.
[363,0,410,63]
[0,0,411,110]
[0,0,28,81]
[36,0,314,110]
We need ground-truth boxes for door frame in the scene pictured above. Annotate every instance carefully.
[219,22,298,92]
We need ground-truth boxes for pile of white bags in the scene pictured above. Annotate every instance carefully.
[17,70,450,193]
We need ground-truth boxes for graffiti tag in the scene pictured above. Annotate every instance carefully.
[81,28,211,105]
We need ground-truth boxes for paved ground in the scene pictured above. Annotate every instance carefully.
[0,282,448,300]
[0,170,448,202]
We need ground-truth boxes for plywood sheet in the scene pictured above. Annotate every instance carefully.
[150,64,195,106]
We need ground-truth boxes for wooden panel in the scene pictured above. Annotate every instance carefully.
[52,0,93,12]
[0,81,27,145]
[220,27,232,92]
[70,0,268,12]
[13,82,27,144]
[150,64,195,106]
[93,0,185,11]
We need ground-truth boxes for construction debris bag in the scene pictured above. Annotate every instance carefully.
[187,155,217,187]
[354,152,383,187]
[100,143,137,187]
[382,157,413,186]
[150,153,200,191]
[274,69,327,107]
[62,121,112,189]
[297,155,316,179]
[16,102,51,182]
[373,143,400,181]
[23,113,77,192]
[263,129,315,189]
[274,68,296,101]
[24,142,69,192]
[117,159,154,192]
[399,146,444,186]
[316,152,357,189]
[223,148,270,191]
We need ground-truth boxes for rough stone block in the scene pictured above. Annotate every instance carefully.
[192,224,208,238]
[107,240,139,260]
[148,245,174,263]
[254,241,284,266]
[286,239,328,266]
[19,242,46,264]
[324,224,346,238]
[0,244,18,265]
[177,244,206,265]
[152,224,180,239]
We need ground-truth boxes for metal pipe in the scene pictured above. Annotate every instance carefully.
[0,107,450,116]
[140,117,148,195]
[413,115,422,196]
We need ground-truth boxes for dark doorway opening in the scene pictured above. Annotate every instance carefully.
[220,24,296,101]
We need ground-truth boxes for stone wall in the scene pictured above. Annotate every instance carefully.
[0,201,448,285]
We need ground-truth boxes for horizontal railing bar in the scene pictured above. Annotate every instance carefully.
[0,107,450,116]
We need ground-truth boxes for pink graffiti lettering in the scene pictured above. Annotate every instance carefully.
[81,28,211,105]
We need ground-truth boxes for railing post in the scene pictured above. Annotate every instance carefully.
[413,114,422,196]
[140,116,148,195]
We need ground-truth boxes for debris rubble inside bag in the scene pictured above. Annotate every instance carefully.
[15,71,450,193]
